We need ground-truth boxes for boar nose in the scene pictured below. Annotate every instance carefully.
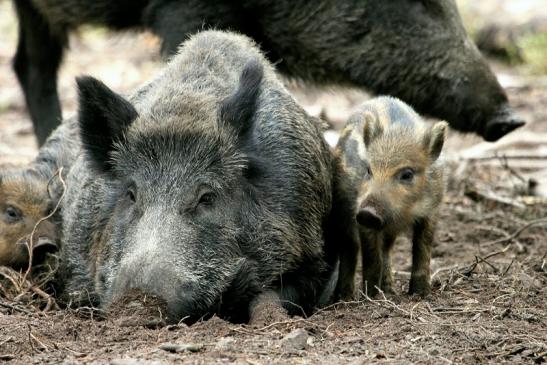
[356,207,384,230]
[483,104,525,142]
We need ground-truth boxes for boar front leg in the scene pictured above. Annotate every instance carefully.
[409,218,435,296]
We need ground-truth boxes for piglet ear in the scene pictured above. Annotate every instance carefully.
[76,76,138,173]
[425,121,448,161]
[361,112,383,147]
[219,59,263,138]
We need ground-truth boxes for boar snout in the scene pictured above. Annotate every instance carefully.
[113,268,203,324]
[356,206,384,230]
[483,104,525,142]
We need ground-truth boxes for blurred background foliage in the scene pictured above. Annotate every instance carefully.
[457,0,547,74]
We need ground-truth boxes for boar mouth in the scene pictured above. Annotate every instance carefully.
[153,257,261,325]
[170,257,261,325]
[213,257,261,324]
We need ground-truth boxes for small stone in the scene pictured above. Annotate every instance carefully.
[519,273,541,290]
[159,343,204,353]
[125,300,143,309]
[280,329,310,351]
[215,337,236,352]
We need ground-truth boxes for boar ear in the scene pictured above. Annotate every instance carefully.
[362,112,383,147]
[219,59,263,138]
[76,76,138,173]
[425,121,448,161]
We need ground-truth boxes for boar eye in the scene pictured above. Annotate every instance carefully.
[397,168,415,183]
[5,205,22,223]
[197,192,215,207]
[126,188,136,203]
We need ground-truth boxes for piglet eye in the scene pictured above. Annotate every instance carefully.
[364,165,373,179]
[45,204,55,216]
[397,168,415,183]
[198,192,215,207]
[5,205,22,223]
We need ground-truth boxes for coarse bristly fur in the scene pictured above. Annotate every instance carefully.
[331,96,447,300]
[57,30,337,324]
[13,0,523,145]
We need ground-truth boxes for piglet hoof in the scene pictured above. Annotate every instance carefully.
[408,276,431,298]
[482,107,525,142]
[248,291,289,327]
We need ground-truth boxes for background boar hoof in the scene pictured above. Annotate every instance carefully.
[334,283,355,302]
[335,291,355,302]
[381,285,395,296]
[408,278,432,297]
[362,282,380,298]
[482,109,526,142]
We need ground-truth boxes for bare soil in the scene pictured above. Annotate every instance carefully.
[0,2,546,364]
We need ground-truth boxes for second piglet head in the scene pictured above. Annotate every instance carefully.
[356,111,447,234]
[0,170,59,270]
[75,61,264,323]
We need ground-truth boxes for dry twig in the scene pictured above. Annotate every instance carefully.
[22,167,66,284]
[0,300,32,315]
[481,217,547,247]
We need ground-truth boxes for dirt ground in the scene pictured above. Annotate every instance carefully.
[0,1,546,364]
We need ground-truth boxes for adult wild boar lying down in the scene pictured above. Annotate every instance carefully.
[56,31,337,323]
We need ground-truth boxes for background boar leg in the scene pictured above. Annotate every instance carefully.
[409,218,435,296]
[12,0,65,146]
